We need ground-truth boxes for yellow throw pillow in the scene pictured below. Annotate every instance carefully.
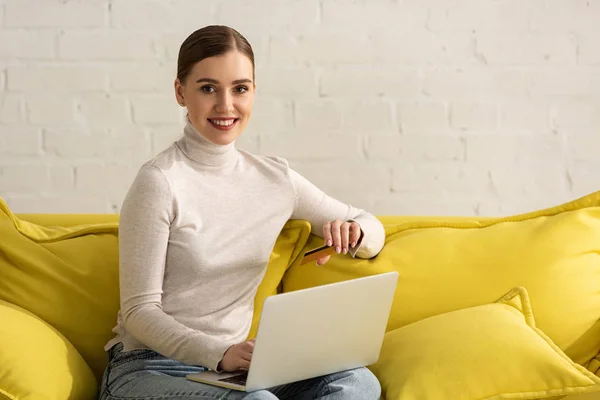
[283,191,600,369]
[369,287,600,400]
[0,199,120,382]
[0,299,97,400]
[247,219,311,339]
[0,197,311,383]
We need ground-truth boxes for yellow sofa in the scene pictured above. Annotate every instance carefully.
[2,192,600,400]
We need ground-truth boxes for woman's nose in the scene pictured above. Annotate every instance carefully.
[215,92,234,113]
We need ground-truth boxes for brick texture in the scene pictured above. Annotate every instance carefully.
[0,0,598,215]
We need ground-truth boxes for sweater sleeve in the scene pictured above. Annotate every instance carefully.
[118,164,230,371]
[284,161,385,259]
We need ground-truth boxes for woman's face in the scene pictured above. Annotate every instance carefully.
[175,50,255,146]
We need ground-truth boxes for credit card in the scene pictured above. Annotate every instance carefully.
[300,244,337,265]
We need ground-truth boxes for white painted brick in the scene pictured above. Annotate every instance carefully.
[4,194,108,213]
[260,134,362,160]
[288,161,391,193]
[488,164,568,198]
[369,31,474,65]
[551,102,600,130]
[476,32,576,65]
[7,66,108,92]
[528,68,600,97]
[500,102,550,133]
[568,161,600,198]
[477,193,576,217]
[244,97,293,136]
[449,103,498,131]
[530,0,600,33]
[0,30,56,59]
[0,127,42,156]
[0,165,53,191]
[76,94,131,126]
[319,67,419,100]
[0,94,26,124]
[111,0,214,32]
[391,162,492,194]
[465,134,564,166]
[147,125,182,156]
[4,0,106,28]
[109,63,174,92]
[269,35,371,65]
[59,31,156,60]
[256,68,318,97]
[372,192,480,216]
[241,34,269,69]
[132,96,179,124]
[44,127,152,161]
[26,95,75,125]
[579,34,600,65]
[214,0,319,35]
[368,135,465,162]
[340,100,396,134]
[75,163,138,196]
[397,102,448,134]
[422,68,527,101]
[565,132,600,162]
[153,32,189,61]
[1,0,600,216]
[294,100,343,131]
[428,0,530,32]
[321,0,428,33]
[49,165,75,191]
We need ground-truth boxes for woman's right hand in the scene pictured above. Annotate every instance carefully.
[217,339,256,372]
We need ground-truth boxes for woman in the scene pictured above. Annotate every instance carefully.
[99,25,386,400]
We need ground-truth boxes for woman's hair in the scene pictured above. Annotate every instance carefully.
[177,25,255,84]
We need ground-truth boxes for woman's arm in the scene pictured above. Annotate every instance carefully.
[118,164,229,371]
[286,163,385,259]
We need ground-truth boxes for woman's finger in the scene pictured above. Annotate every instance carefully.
[240,350,253,362]
[239,359,251,371]
[340,222,351,254]
[350,222,362,248]
[331,220,342,254]
[322,221,333,247]
[316,255,331,266]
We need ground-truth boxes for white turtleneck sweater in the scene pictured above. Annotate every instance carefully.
[104,121,386,371]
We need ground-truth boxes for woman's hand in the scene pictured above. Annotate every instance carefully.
[217,339,255,372]
[317,220,362,266]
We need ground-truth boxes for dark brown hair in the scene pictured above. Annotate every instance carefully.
[177,25,255,84]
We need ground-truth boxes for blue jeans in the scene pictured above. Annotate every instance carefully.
[98,343,381,399]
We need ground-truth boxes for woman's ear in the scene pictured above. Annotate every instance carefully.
[174,78,185,107]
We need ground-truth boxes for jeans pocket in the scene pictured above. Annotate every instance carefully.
[111,347,161,368]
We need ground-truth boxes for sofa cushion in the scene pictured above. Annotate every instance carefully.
[283,191,600,370]
[369,287,600,400]
[0,197,310,383]
[0,299,97,400]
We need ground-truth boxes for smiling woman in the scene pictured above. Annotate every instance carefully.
[97,25,386,400]
[174,26,256,146]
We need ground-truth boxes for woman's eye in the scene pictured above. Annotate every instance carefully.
[235,86,248,93]
[200,85,215,93]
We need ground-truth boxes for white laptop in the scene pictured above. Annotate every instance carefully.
[186,271,399,392]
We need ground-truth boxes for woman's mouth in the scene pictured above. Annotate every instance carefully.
[208,118,239,131]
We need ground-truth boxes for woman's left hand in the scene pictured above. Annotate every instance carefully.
[317,220,362,266]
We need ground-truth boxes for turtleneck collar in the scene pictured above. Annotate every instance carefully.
[178,117,239,168]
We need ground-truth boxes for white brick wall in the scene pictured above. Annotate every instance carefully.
[1,0,599,216]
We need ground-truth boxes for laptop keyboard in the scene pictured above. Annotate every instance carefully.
[218,373,248,386]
